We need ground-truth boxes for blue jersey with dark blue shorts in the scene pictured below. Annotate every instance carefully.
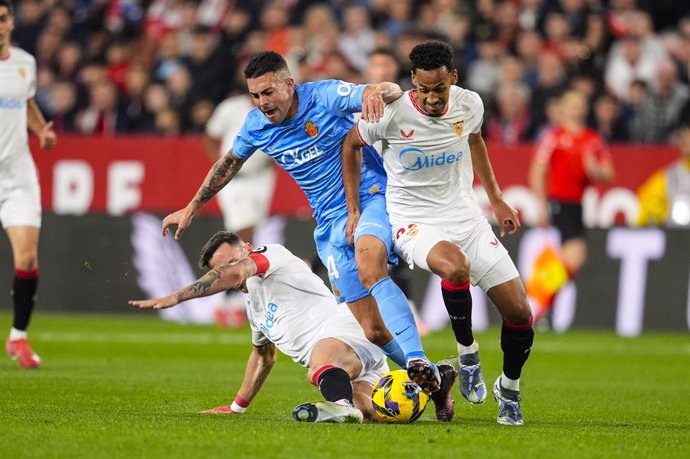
[233,80,395,302]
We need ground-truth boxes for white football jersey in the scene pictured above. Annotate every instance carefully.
[0,47,36,165]
[205,95,272,176]
[356,86,484,226]
[245,244,372,367]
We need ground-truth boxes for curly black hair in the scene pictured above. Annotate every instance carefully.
[244,51,289,79]
[198,231,243,269]
[409,41,454,73]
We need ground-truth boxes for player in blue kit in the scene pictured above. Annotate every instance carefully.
[161,51,455,415]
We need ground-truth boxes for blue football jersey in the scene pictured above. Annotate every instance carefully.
[233,80,386,224]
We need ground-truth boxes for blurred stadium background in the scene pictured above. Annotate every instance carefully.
[0,0,688,335]
[2,1,690,457]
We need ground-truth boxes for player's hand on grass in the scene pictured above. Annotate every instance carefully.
[129,294,178,310]
[39,121,57,149]
[493,200,521,237]
[162,206,195,240]
[345,209,361,245]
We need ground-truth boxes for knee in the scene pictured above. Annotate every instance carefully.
[362,325,390,347]
[435,253,470,283]
[14,251,38,272]
[356,256,387,290]
[502,296,533,326]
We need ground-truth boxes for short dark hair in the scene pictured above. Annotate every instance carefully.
[243,51,289,79]
[198,231,243,269]
[409,41,454,73]
[0,0,13,15]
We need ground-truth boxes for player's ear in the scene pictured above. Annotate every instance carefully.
[451,69,458,85]
[410,70,417,87]
[286,77,295,93]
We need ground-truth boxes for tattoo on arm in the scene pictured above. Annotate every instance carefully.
[193,152,244,207]
[175,264,231,302]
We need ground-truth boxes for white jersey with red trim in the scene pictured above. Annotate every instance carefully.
[0,47,36,165]
[245,244,375,366]
[356,86,484,226]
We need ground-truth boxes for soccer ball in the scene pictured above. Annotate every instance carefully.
[371,370,429,423]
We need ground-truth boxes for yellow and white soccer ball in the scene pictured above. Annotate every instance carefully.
[371,370,429,423]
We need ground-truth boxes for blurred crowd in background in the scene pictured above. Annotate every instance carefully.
[10,0,690,143]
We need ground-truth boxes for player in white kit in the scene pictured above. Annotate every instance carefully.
[342,41,534,425]
[129,231,389,423]
[1,1,57,369]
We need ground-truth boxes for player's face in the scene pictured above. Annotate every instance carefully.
[208,242,252,291]
[247,72,296,124]
[411,67,458,116]
[0,7,14,49]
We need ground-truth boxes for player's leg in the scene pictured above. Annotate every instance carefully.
[483,269,533,426]
[5,225,41,369]
[398,224,484,408]
[293,338,365,423]
[313,217,406,368]
[355,197,438,392]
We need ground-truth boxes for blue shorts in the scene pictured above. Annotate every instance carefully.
[314,194,397,303]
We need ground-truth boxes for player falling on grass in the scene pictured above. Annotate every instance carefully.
[0,0,57,369]
[161,51,456,419]
[130,231,391,423]
[527,90,615,324]
[342,41,534,425]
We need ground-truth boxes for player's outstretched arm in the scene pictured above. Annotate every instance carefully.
[342,127,366,245]
[162,150,245,239]
[129,257,258,309]
[229,343,277,414]
[360,82,402,123]
[468,132,521,237]
[27,99,56,150]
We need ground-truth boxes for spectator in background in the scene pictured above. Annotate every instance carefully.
[528,52,567,138]
[605,35,660,102]
[591,91,629,142]
[486,83,532,144]
[154,107,180,137]
[516,29,544,88]
[630,60,689,143]
[339,5,375,74]
[527,90,615,324]
[75,78,126,135]
[48,80,78,132]
[637,117,690,227]
[466,30,504,104]
[122,63,153,132]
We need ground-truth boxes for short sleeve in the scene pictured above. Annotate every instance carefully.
[232,120,258,160]
[356,115,388,147]
[466,90,485,133]
[249,245,287,278]
[316,80,367,114]
[27,56,37,99]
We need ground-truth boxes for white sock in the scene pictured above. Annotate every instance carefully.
[9,328,27,341]
[500,373,519,392]
[458,340,479,355]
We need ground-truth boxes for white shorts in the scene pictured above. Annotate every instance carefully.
[392,217,519,292]
[0,154,41,229]
[217,168,275,232]
[316,317,390,386]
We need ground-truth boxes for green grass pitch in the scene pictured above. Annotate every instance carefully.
[1,312,689,459]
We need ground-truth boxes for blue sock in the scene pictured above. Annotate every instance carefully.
[369,277,427,365]
[381,338,406,369]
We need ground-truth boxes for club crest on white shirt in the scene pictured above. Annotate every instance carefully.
[17,67,27,79]
[452,120,465,137]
